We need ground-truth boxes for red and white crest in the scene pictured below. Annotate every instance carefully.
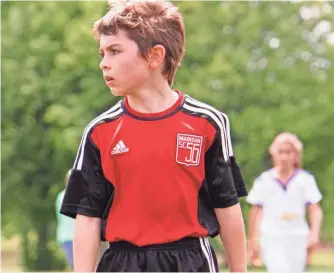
[176,134,203,167]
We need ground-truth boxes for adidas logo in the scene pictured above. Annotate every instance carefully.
[111,140,129,155]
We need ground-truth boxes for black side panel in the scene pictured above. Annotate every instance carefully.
[100,185,115,241]
[197,180,220,237]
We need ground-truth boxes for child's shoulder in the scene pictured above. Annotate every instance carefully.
[256,169,273,183]
[84,100,123,134]
[182,94,230,127]
[183,94,228,114]
[297,168,315,180]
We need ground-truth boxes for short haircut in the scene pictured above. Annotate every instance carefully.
[94,0,185,86]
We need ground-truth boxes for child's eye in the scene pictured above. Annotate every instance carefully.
[111,49,120,55]
[99,53,104,59]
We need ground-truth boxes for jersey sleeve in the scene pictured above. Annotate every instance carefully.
[305,175,322,205]
[246,178,265,206]
[60,128,114,219]
[205,113,247,208]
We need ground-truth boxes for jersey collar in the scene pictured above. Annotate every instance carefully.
[122,90,185,121]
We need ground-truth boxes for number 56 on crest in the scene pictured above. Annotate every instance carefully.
[176,134,203,167]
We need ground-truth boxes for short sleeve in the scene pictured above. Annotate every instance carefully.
[305,175,322,205]
[205,113,247,208]
[60,129,114,219]
[246,178,265,206]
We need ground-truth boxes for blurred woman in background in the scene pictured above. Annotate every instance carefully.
[55,170,75,269]
[247,132,323,273]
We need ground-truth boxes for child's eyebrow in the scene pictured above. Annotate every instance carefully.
[99,44,122,53]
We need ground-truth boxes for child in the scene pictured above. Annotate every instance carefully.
[55,171,75,269]
[60,1,247,272]
[247,132,323,273]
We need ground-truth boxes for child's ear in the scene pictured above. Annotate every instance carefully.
[147,44,166,69]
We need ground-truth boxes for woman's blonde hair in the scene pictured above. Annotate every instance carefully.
[269,132,303,168]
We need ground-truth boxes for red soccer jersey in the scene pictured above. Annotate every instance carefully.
[61,91,247,246]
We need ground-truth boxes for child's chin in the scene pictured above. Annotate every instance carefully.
[110,88,126,97]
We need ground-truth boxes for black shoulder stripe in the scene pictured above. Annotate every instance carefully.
[73,102,123,170]
[182,98,230,161]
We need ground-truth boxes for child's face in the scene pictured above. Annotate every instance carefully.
[274,142,297,169]
[99,30,150,96]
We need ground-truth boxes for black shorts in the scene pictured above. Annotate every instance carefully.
[96,237,219,272]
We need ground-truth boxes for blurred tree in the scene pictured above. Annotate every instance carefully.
[2,1,112,270]
[2,1,334,270]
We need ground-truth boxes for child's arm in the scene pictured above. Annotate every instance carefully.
[215,204,247,272]
[74,215,101,272]
[247,206,262,263]
[204,112,248,272]
[307,203,323,248]
[245,177,266,262]
[60,130,114,272]
[304,175,323,248]
[248,206,262,241]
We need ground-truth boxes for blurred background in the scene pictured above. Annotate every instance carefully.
[2,0,334,272]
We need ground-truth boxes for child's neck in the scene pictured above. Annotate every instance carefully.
[127,80,178,114]
[275,167,296,184]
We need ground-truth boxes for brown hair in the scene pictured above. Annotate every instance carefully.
[269,132,303,168]
[93,0,185,86]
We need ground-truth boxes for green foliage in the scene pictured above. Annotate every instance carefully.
[176,1,334,240]
[2,1,334,270]
[2,1,112,270]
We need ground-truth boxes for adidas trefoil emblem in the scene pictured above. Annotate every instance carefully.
[111,140,129,155]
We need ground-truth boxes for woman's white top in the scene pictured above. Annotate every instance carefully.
[246,169,322,236]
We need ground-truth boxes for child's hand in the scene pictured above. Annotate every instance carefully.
[247,239,260,265]
[307,231,319,249]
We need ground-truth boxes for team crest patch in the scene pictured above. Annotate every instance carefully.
[176,134,203,167]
